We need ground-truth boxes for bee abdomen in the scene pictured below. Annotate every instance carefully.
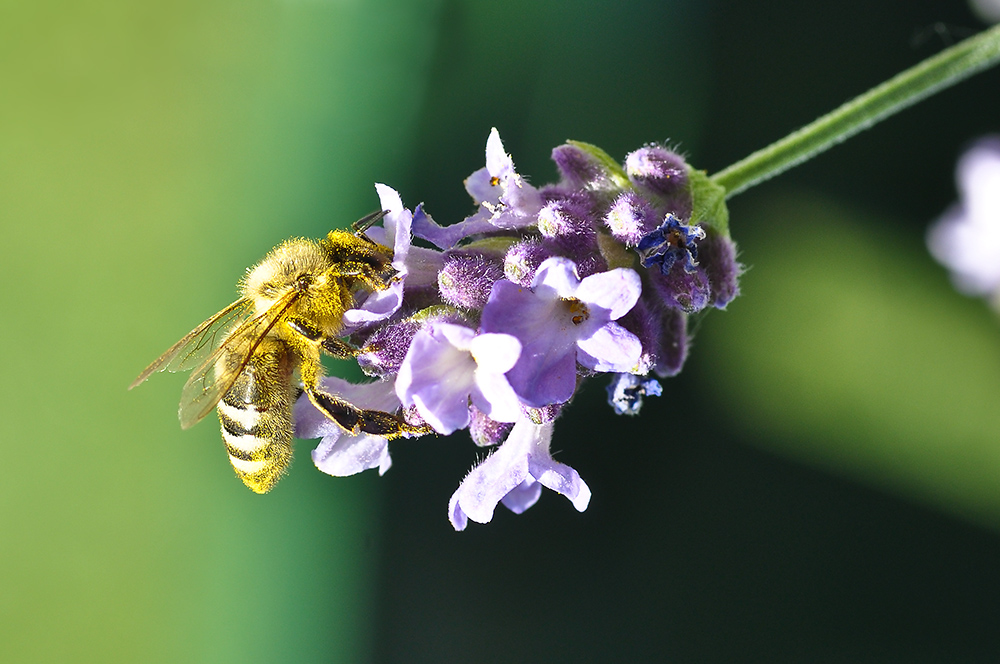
[215,338,295,494]
[218,400,292,494]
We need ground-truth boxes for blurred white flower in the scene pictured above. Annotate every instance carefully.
[928,136,1000,302]
[969,0,1000,24]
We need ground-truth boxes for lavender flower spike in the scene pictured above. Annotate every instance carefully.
[482,256,643,407]
[294,376,405,477]
[396,323,523,435]
[448,418,592,530]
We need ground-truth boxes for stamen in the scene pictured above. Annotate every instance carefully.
[562,297,590,325]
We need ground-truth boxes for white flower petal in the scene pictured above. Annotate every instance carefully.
[532,257,581,299]
[928,137,1000,296]
[576,267,642,320]
[312,432,391,477]
[485,127,513,179]
[471,370,522,423]
[451,419,535,525]
[576,323,643,373]
[470,333,522,374]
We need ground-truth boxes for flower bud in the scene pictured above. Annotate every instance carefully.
[504,237,553,286]
[654,306,689,377]
[356,319,421,376]
[604,191,658,246]
[438,252,505,309]
[468,405,514,447]
[700,230,742,309]
[625,145,688,197]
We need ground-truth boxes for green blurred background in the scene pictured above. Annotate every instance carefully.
[3,0,1000,661]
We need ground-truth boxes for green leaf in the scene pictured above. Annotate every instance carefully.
[687,166,730,234]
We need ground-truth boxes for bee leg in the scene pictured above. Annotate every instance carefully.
[305,388,433,438]
[321,336,359,360]
[286,318,361,360]
[351,209,388,233]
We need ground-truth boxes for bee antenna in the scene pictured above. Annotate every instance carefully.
[352,209,389,234]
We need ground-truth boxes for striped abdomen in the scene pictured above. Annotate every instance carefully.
[215,338,295,493]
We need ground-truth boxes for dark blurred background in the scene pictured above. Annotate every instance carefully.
[3,0,1000,662]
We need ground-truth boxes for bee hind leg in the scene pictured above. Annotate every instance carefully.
[305,388,432,438]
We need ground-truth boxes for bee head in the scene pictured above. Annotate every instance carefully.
[322,230,395,279]
[242,238,329,302]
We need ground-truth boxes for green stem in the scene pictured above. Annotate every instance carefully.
[711,23,1000,198]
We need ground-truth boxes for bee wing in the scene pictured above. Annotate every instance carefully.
[176,290,301,429]
[129,298,256,391]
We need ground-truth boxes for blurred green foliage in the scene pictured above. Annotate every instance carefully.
[699,191,1000,527]
[0,0,439,661]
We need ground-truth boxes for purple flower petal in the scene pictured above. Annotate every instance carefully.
[448,419,591,530]
[341,184,411,330]
[404,244,447,290]
[464,165,495,206]
[412,206,500,250]
[469,333,523,423]
[483,257,644,407]
[528,454,591,513]
[450,424,532,528]
[500,479,543,514]
[396,324,523,434]
[482,279,579,406]
[396,325,477,434]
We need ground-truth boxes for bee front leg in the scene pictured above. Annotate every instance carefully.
[286,317,360,360]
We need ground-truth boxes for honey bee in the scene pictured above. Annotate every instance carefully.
[130,211,428,493]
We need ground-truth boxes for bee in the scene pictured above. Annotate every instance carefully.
[130,211,428,493]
